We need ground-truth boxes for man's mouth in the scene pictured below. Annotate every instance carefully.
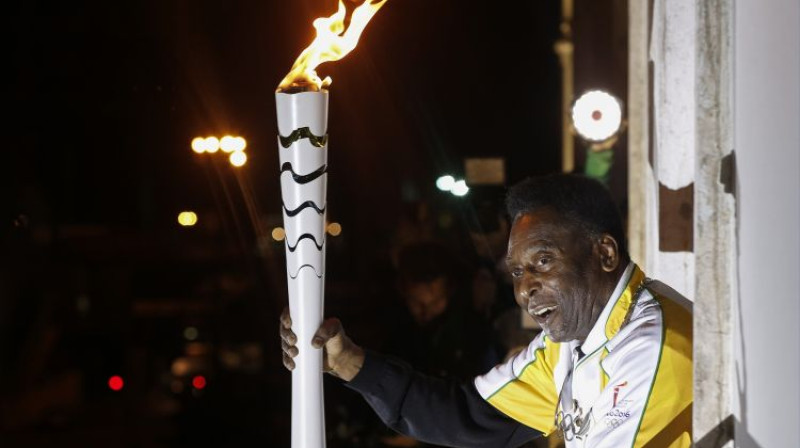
[529,304,558,323]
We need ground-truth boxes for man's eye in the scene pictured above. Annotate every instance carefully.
[537,257,551,266]
[510,268,523,278]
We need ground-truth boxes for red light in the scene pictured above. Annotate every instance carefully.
[108,375,124,391]
[192,375,207,390]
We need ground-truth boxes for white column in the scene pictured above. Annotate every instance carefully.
[734,0,800,446]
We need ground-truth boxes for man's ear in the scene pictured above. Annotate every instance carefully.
[596,234,620,272]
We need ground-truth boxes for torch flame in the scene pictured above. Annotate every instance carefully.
[278,0,387,92]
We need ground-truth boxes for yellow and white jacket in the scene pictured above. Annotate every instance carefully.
[348,263,692,448]
[475,263,692,447]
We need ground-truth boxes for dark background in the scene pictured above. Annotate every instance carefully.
[1,0,626,446]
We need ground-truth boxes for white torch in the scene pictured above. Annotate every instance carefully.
[275,2,386,448]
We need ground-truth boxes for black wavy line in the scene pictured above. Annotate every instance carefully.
[280,163,328,184]
[279,127,328,148]
[286,233,324,252]
[289,264,323,279]
[283,201,325,217]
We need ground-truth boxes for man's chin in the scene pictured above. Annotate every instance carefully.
[541,328,569,343]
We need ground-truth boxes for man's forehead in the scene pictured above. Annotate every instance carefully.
[510,209,572,237]
[508,210,583,253]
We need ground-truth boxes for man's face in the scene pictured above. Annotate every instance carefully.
[506,209,607,343]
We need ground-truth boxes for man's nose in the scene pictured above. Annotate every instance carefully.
[520,275,542,301]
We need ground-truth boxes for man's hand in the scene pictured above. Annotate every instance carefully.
[280,307,365,382]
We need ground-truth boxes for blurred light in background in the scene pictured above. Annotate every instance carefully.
[191,137,206,154]
[233,137,247,151]
[326,222,342,237]
[171,358,191,377]
[571,90,623,142]
[436,175,456,191]
[205,136,220,153]
[177,211,198,227]
[271,227,285,241]
[220,135,237,153]
[183,326,199,341]
[451,180,470,197]
[192,375,207,390]
[229,150,247,167]
[108,375,124,391]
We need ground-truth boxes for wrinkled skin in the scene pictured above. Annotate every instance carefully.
[506,208,624,343]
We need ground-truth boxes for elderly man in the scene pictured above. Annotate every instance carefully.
[280,174,692,447]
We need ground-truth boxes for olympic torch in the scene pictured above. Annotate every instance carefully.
[275,2,386,447]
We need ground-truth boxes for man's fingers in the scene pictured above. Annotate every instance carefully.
[281,339,298,358]
[312,317,343,349]
[280,306,292,328]
[283,352,296,371]
[279,318,297,345]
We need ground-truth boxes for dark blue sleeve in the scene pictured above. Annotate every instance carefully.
[345,350,542,448]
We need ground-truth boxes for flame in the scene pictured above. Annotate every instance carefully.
[278,0,387,92]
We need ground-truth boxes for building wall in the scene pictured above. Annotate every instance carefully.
[733,0,800,446]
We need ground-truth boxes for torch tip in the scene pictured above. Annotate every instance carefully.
[276,83,328,94]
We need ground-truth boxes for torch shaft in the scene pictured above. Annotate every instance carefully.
[276,91,329,448]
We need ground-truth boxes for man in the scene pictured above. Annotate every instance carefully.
[280,174,692,447]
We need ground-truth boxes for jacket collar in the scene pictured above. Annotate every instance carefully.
[579,262,646,355]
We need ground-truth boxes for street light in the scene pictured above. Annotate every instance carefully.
[436,175,456,192]
[178,211,198,227]
[435,175,470,197]
[205,137,220,153]
[571,90,624,145]
[570,90,626,184]
[451,180,470,197]
[229,151,247,167]
[191,135,248,167]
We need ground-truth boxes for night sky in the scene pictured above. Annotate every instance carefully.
[2,0,568,445]
[5,0,561,233]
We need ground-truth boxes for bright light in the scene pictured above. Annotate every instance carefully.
[205,136,220,153]
[192,375,207,390]
[327,222,342,236]
[451,180,470,197]
[229,151,247,167]
[436,175,456,191]
[233,137,247,152]
[272,227,286,241]
[183,326,199,341]
[108,375,124,391]
[178,211,198,227]
[191,137,206,154]
[571,90,623,142]
[220,136,237,153]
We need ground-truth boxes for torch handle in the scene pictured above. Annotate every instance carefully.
[288,269,326,448]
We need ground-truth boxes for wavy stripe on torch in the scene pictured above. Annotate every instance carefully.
[283,201,326,217]
[280,163,328,184]
[278,139,328,176]
[279,127,328,148]
[280,172,327,210]
[288,264,324,279]
[287,233,325,252]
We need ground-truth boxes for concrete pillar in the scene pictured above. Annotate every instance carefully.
[694,0,736,445]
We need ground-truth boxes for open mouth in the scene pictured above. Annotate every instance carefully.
[530,305,558,322]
